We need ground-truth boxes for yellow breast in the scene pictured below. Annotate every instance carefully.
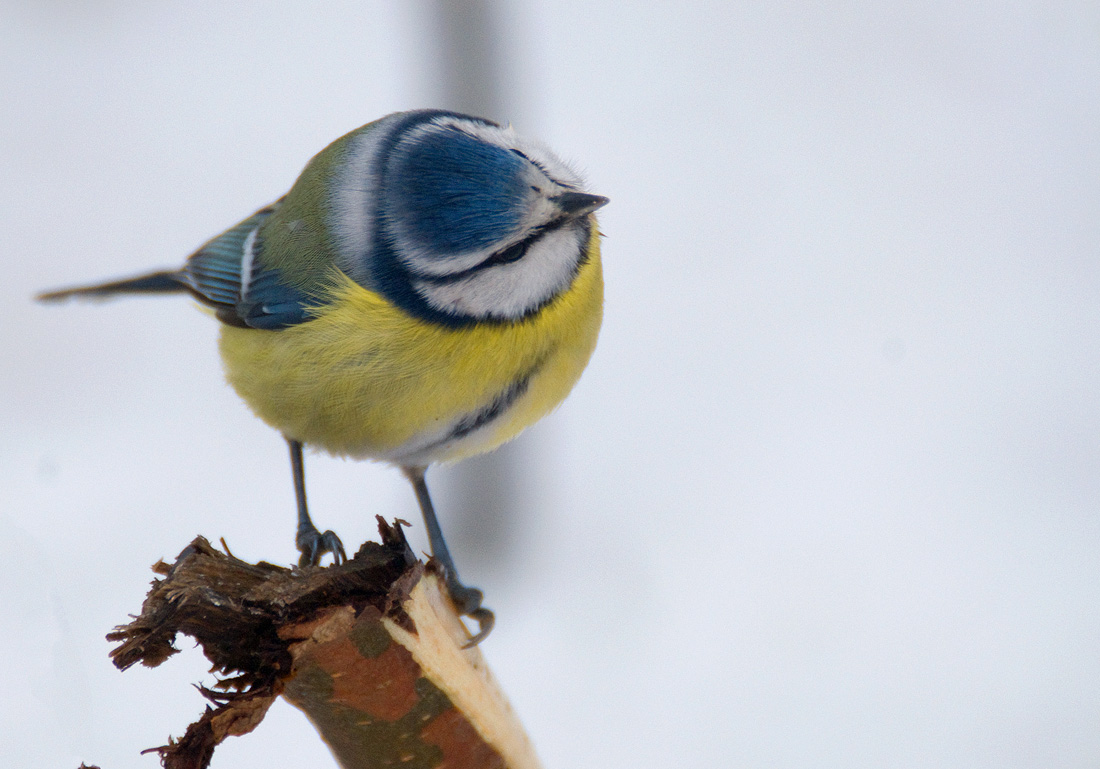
[217,233,603,465]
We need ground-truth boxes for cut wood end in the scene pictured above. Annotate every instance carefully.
[281,572,542,769]
[384,574,542,769]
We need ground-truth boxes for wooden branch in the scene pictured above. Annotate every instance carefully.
[104,518,541,769]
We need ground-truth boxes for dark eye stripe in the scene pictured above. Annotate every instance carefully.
[415,218,582,286]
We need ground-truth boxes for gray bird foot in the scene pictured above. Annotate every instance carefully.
[297,525,347,567]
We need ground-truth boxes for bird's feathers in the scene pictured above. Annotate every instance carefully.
[183,201,312,329]
[37,270,187,302]
[385,124,528,257]
[38,108,607,464]
[218,228,604,465]
[38,200,316,330]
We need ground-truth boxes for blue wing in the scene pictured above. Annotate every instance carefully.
[184,199,312,330]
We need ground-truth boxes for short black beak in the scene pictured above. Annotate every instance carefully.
[553,191,610,218]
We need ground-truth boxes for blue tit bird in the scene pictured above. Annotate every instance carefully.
[39,109,607,643]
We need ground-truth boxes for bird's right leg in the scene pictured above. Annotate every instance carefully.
[403,465,494,645]
[287,436,346,567]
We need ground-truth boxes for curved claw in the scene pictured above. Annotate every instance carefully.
[462,608,495,648]
[297,528,347,567]
[443,576,495,647]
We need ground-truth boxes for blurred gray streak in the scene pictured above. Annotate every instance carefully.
[425,0,509,122]
[420,0,534,585]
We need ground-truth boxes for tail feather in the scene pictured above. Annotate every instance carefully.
[37,270,189,302]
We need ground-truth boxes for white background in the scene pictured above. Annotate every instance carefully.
[3,1,1099,767]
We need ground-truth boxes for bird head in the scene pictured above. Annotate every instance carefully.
[328,110,608,324]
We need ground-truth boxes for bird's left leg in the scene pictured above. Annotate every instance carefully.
[287,436,346,567]
[402,465,494,645]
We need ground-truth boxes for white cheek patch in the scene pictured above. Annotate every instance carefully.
[414,226,587,320]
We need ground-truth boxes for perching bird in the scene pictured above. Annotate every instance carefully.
[39,109,607,644]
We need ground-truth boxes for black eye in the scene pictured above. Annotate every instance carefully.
[484,240,527,266]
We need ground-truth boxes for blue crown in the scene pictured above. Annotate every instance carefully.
[387,126,528,255]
